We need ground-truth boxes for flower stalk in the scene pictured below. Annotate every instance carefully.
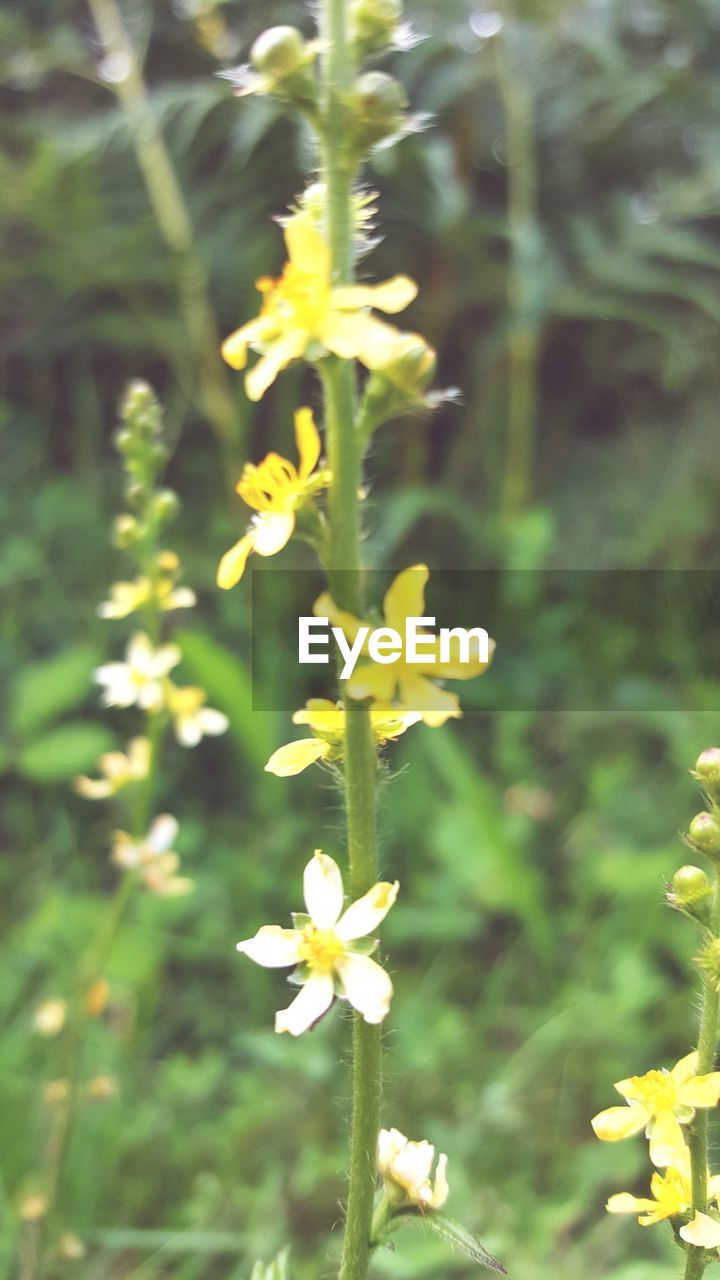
[685,870,720,1280]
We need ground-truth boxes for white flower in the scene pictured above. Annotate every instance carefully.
[377,1127,449,1209]
[237,851,398,1035]
[98,552,196,619]
[74,736,151,799]
[681,1211,720,1248]
[111,814,193,896]
[94,633,180,711]
[165,684,230,747]
[33,999,67,1037]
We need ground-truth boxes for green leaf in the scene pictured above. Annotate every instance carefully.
[250,1247,290,1280]
[393,1210,506,1274]
[18,722,116,783]
[11,644,99,736]
[175,629,275,772]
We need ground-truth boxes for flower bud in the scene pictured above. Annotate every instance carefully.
[688,812,720,857]
[350,72,408,148]
[695,749,720,794]
[381,334,436,394]
[121,379,154,421]
[672,864,711,906]
[113,513,141,548]
[350,0,403,53]
[251,26,307,79]
[152,488,180,523]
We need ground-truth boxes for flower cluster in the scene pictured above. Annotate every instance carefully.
[592,750,720,1262]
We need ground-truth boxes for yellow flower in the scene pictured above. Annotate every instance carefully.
[74,736,151,799]
[221,213,418,401]
[217,407,330,589]
[377,1127,449,1210]
[237,851,398,1035]
[164,684,229,747]
[591,1051,720,1167]
[98,553,196,619]
[265,698,422,776]
[606,1164,693,1227]
[315,565,495,727]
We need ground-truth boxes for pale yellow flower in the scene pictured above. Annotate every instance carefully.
[377,1127,449,1210]
[164,684,229,747]
[33,999,67,1037]
[94,633,180,711]
[217,407,330,589]
[221,213,418,401]
[237,851,398,1035]
[315,565,495,726]
[57,1234,86,1260]
[74,736,151,799]
[20,1194,48,1222]
[265,699,422,776]
[98,552,196,619]
[591,1051,720,1167]
[681,1212,720,1248]
[112,814,193,896]
[607,1153,720,1228]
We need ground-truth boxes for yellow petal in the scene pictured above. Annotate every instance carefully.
[400,673,461,726]
[671,1051,700,1084]
[284,216,330,284]
[606,1192,656,1216]
[294,406,321,479]
[264,739,330,777]
[322,312,404,367]
[677,1072,720,1108]
[332,276,418,314]
[346,662,398,704]
[590,1105,650,1142]
[245,332,307,402]
[647,1110,687,1168]
[252,511,295,557]
[217,532,255,589]
[383,564,429,631]
[313,592,366,644]
[680,1213,720,1248]
[432,635,496,681]
[221,317,267,369]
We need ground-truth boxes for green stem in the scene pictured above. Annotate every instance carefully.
[318,4,382,1278]
[684,877,720,1280]
[86,0,240,454]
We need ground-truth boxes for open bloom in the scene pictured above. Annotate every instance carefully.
[94,633,180,711]
[607,1164,694,1227]
[265,699,422,776]
[112,814,193,896]
[74,736,151,799]
[591,1051,720,1167]
[377,1128,449,1210]
[217,407,330,589]
[237,851,398,1035]
[97,554,196,620]
[165,684,229,747]
[315,565,495,727]
[221,213,418,401]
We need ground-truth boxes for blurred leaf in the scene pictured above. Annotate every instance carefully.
[17,721,115,782]
[393,1211,506,1273]
[250,1247,290,1280]
[176,628,274,771]
[10,643,98,736]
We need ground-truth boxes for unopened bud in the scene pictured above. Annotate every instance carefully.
[381,334,436,393]
[671,865,712,922]
[251,26,307,79]
[695,749,720,793]
[113,513,140,548]
[121,379,154,421]
[688,812,720,857]
[351,72,407,147]
[152,488,180,523]
[85,978,109,1018]
[351,0,403,52]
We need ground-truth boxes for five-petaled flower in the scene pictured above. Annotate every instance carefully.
[165,684,230,747]
[236,851,398,1035]
[97,553,196,620]
[221,213,418,401]
[94,633,180,711]
[217,407,330,589]
[591,1051,720,1168]
[315,564,495,727]
[112,814,193,896]
[265,698,421,776]
[377,1127,449,1210]
[606,1162,697,1227]
[74,736,151,799]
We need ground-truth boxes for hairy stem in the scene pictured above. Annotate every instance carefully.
[685,876,720,1280]
[318,4,381,1278]
[86,0,240,451]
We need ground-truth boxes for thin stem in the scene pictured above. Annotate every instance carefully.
[684,876,720,1280]
[318,4,382,1278]
[86,0,240,452]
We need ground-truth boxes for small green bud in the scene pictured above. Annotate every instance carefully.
[688,811,720,857]
[113,513,141,548]
[672,864,711,907]
[350,0,403,52]
[381,334,436,394]
[350,72,407,148]
[251,26,307,79]
[152,488,180,524]
[695,749,720,793]
[113,428,133,454]
[120,379,154,421]
[148,442,169,469]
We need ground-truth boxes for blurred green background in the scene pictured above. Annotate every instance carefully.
[3,0,720,1276]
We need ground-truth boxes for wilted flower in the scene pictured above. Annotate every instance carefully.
[377,1127,449,1209]
[217,407,330,589]
[237,851,398,1035]
[74,736,151,799]
[265,699,421,776]
[94,633,180,711]
[165,684,229,747]
[112,815,193,896]
[33,999,67,1037]
[591,1050,720,1168]
[221,213,418,401]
